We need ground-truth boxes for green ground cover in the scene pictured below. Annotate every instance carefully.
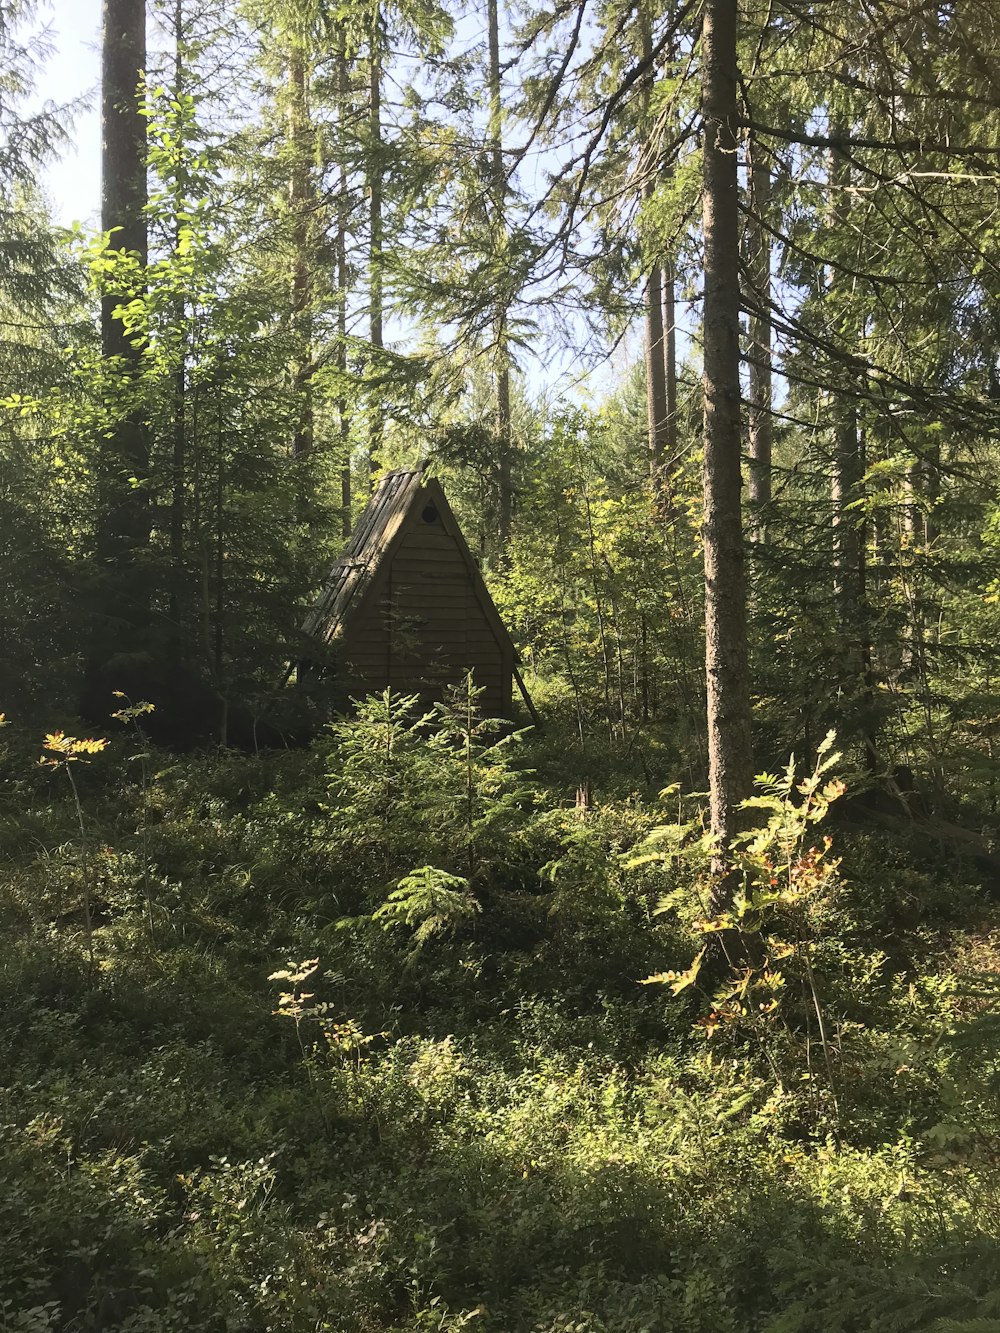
[1,696,999,1332]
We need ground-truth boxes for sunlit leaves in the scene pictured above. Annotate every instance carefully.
[39,732,109,767]
[641,946,705,994]
[635,735,849,1113]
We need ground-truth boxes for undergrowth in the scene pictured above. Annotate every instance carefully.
[0,692,998,1331]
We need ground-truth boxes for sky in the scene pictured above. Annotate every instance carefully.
[28,0,635,396]
[35,0,102,229]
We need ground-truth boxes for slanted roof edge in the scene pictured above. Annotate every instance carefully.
[305,470,518,664]
[420,477,518,659]
[303,471,422,643]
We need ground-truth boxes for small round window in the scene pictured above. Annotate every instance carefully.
[421,503,438,524]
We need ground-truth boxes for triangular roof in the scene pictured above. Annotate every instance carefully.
[304,469,517,658]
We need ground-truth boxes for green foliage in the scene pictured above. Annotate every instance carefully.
[634,738,866,1127]
[492,404,703,754]
[374,866,480,955]
[7,7,1000,1326]
[320,682,535,890]
[0,720,999,1330]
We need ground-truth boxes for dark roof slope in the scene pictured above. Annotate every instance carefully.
[304,470,516,656]
[303,470,422,645]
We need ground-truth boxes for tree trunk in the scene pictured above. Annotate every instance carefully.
[746,131,773,534]
[99,0,149,568]
[658,30,679,500]
[87,0,150,713]
[645,264,669,483]
[288,40,314,463]
[496,307,512,556]
[829,147,862,627]
[701,0,753,880]
[337,28,352,537]
[640,10,669,488]
[368,10,383,478]
[488,0,512,558]
[831,405,863,614]
[661,260,677,459]
[101,0,147,379]
[169,0,186,644]
[828,133,876,769]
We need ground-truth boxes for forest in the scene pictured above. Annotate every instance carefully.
[3,0,1000,1328]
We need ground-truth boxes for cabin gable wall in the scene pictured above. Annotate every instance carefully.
[335,488,511,715]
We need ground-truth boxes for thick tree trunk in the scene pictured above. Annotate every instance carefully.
[488,0,512,558]
[101,0,147,369]
[701,0,753,879]
[746,132,773,534]
[368,10,383,478]
[88,0,150,711]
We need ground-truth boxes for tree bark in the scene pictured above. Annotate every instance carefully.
[89,0,150,708]
[831,406,863,608]
[368,9,384,478]
[661,260,677,460]
[169,0,186,644]
[288,39,314,463]
[746,131,773,534]
[701,0,753,879]
[488,0,512,558]
[101,0,147,367]
[829,143,862,623]
[99,0,149,553]
[337,28,352,537]
[645,263,669,482]
[828,132,876,769]
[640,10,669,488]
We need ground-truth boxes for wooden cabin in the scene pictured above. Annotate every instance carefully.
[303,470,520,717]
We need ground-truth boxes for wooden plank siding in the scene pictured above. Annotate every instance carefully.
[305,470,519,718]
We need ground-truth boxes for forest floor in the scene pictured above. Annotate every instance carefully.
[2,707,999,1332]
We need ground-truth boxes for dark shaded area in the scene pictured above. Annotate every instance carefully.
[78,660,310,752]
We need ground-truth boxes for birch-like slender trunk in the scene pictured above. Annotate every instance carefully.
[746,132,773,533]
[368,9,384,477]
[488,0,512,557]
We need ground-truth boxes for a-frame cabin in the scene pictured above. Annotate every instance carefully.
[303,470,519,717]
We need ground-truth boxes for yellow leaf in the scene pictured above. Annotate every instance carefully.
[641,948,706,995]
[75,737,109,754]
